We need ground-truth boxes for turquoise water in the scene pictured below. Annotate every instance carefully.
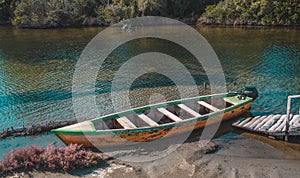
[199,27,300,115]
[0,26,299,158]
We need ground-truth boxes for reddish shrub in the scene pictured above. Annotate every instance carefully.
[0,144,103,174]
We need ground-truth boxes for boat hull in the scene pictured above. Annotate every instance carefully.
[55,102,252,148]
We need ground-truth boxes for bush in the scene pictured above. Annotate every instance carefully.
[6,0,220,27]
[12,0,103,28]
[202,0,300,26]
[0,0,19,24]
[5,0,299,27]
[0,144,103,174]
[99,0,137,24]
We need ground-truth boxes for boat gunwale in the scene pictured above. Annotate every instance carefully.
[92,93,231,122]
[52,93,253,135]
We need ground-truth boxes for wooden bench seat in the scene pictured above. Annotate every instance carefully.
[198,101,220,112]
[137,113,159,127]
[177,104,202,117]
[116,117,137,129]
[157,108,183,122]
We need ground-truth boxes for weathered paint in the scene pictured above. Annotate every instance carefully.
[53,94,252,134]
[53,101,252,148]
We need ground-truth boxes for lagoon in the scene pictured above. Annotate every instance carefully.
[0,26,299,158]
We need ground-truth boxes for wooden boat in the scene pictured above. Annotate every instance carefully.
[52,87,258,148]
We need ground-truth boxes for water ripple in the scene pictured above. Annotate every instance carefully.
[0,26,299,134]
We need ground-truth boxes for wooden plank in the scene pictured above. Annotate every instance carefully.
[243,116,261,128]
[279,114,293,132]
[268,115,286,131]
[282,114,299,131]
[252,115,272,128]
[116,117,137,129]
[259,114,281,130]
[136,113,159,127]
[251,115,270,130]
[232,120,242,126]
[290,115,300,126]
[157,108,183,122]
[248,115,269,129]
[287,115,299,131]
[237,117,252,127]
[197,101,220,112]
[290,123,300,131]
[260,115,281,131]
[178,104,202,117]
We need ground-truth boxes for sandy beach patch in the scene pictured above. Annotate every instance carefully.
[6,134,300,178]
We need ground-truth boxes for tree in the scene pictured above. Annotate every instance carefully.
[0,0,19,23]
[202,0,300,26]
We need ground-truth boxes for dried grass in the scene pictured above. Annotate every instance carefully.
[0,144,103,174]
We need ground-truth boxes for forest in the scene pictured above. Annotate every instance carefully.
[0,0,299,28]
[201,0,299,26]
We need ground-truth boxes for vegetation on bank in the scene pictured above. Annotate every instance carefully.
[0,144,103,175]
[0,0,218,28]
[0,0,299,28]
[200,0,300,26]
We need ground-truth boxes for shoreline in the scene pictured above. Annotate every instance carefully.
[5,133,300,178]
[10,155,300,178]
[1,21,299,30]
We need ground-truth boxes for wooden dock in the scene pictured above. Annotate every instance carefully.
[233,114,300,137]
[233,95,300,140]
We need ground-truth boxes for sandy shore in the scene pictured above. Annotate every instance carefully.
[8,133,300,178]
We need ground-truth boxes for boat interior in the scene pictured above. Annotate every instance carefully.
[93,97,235,130]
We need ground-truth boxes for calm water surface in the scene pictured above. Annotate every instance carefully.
[0,26,299,158]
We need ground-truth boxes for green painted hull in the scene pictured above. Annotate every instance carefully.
[52,93,253,136]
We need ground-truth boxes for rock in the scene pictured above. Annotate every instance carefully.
[197,17,211,25]
[139,151,148,155]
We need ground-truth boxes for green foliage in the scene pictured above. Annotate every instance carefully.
[99,0,137,24]
[99,0,220,24]
[12,0,103,28]
[0,0,19,23]
[1,0,299,27]
[137,0,167,16]
[203,0,300,25]
[9,0,221,27]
